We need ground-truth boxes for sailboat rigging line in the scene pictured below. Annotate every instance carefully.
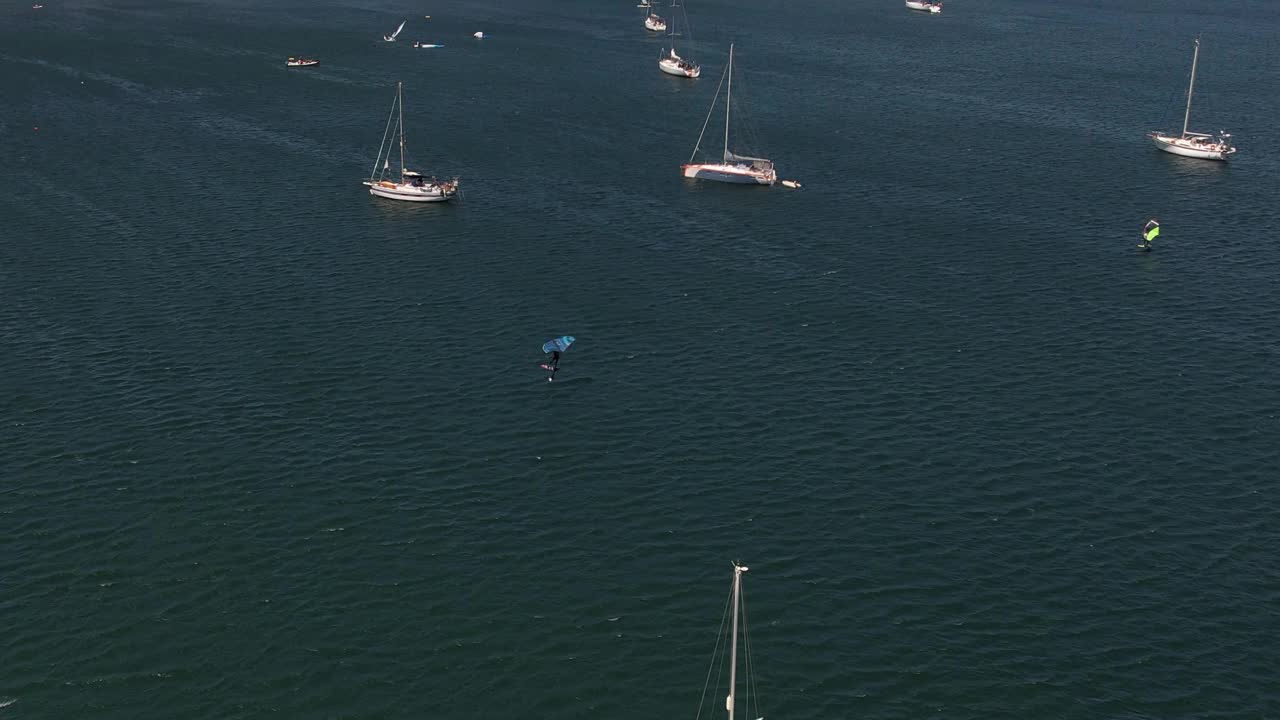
[690,62,730,162]
[398,82,407,179]
[740,589,764,720]
[676,0,696,48]
[370,87,400,181]
[1156,83,1180,129]
[694,584,735,720]
[723,49,766,161]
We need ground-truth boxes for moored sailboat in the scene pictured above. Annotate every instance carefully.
[363,82,459,203]
[660,48,699,78]
[1149,37,1236,160]
[905,0,942,13]
[682,45,776,186]
[658,0,699,78]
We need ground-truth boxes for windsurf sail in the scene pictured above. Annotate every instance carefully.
[542,336,575,353]
[1144,220,1160,242]
[391,20,406,39]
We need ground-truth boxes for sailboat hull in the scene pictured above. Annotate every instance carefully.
[659,57,700,78]
[1149,133,1234,161]
[905,0,942,12]
[365,181,457,202]
[682,163,775,185]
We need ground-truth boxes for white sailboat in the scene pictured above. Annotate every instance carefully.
[905,0,942,13]
[383,19,406,42]
[644,9,667,33]
[364,82,459,203]
[658,0,699,78]
[682,45,776,186]
[1149,37,1236,160]
[696,564,769,720]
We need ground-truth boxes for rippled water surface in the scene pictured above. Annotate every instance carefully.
[3,0,1278,717]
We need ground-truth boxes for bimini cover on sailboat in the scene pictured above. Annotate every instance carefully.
[542,336,575,354]
[1144,220,1160,242]
[725,150,773,169]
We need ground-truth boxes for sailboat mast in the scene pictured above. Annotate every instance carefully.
[1182,38,1199,138]
[727,563,746,720]
[723,44,733,163]
[398,81,406,181]
[669,0,677,52]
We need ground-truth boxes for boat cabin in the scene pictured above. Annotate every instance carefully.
[401,170,437,188]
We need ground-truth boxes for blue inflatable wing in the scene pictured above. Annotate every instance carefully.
[542,336,575,353]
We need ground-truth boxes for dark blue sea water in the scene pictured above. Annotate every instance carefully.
[3,0,1279,717]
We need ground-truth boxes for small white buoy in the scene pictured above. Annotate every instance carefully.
[781,179,801,189]
[473,31,484,39]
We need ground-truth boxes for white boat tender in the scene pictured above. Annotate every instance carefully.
[905,0,942,12]
[1149,37,1236,161]
[286,57,319,67]
[383,19,406,42]
[682,44,776,186]
[363,82,459,203]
